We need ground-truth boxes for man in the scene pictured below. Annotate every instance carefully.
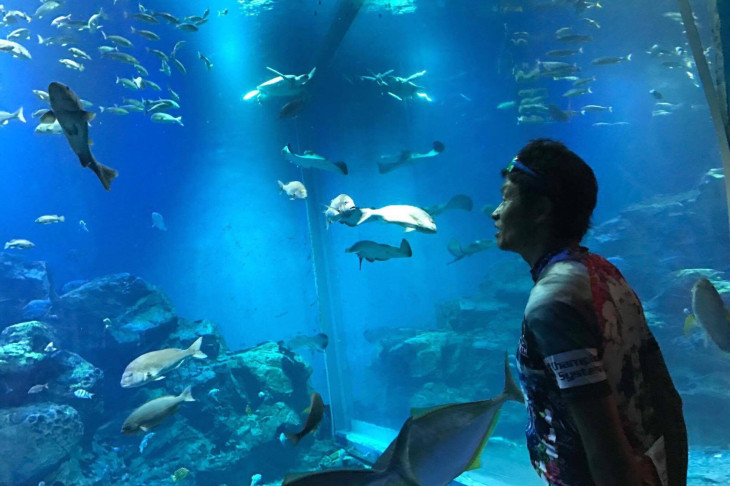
[491,139,687,486]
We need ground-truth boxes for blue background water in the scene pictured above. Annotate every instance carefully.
[0,0,726,481]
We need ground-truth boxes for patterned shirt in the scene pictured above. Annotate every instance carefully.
[517,247,669,486]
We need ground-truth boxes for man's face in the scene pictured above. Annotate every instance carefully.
[491,179,540,254]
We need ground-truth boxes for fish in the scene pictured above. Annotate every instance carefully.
[447,238,495,264]
[346,239,413,269]
[244,67,316,101]
[4,239,35,249]
[218,9,228,16]
[101,31,133,48]
[74,388,94,399]
[356,205,437,234]
[324,194,356,228]
[79,220,89,232]
[562,87,591,97]
[68,47,92,60]
[100,106,129,116]
[580,105,612,114]
[583,18,601,29]
[43,82,118,191]
[284,392,325,446]
[377,141,445,174]
[423,194,473,217]
[59,58,84,71]
[130,27,160,41]
[171,467,190,482]
[146,47,168,61]
[283,333,329,353]
[556,34,593,43]
[198,52,213,70]
[171,57,186,74]
[125,11,159,24]
[87,8,105,33]
[44,342,57,352]
[35,120,62,136]
[592,54,632,65]
[151,212,167,231]
[121,386,195,433]
[7,28,30,41]
[281,145,347,174]
[138,432,156,453]
[160,59,171,76]
[0,39,32,61]
[496,101,516,110]
[134,64,149,76]
[0,107,26,125]
[35,1,62,18]
[545,48,583,58]
[33,90,49,102]
[35,215,65,224]
[27,383,49,394]
[176,23,198,32]
[278,180,307,200]
[282,417,419,485]
[120,337,207,388]
[684,278,730,352]
[649,89,663,99]
[279,97,308,119]
[373,352,524,486]
[151,113,183,126]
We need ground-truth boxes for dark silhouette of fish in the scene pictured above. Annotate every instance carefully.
[424,194,473,217]
[378,141,445,174]
[279,97,309,118]
[285,392,325,445]
[43,82,118,190]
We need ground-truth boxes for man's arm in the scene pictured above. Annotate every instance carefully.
[567,394,644,486]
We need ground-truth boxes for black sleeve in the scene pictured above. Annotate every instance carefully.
[526,301,611,400]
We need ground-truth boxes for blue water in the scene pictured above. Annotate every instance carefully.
[1,0,728,484]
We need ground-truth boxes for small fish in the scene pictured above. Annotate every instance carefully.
[35,121,63,136]
[101,31,133,48]
[207,388,220,400]
[4,239,35,249]
[59,58,85,71]
[151,113,183,126]
[160,59,171,76]
[0,107,25,125]
[573,76,596,87]
[218,9,229,16]
[68,47,92,60]
[130,27,160,41]
[171,467,190,482]
[120,337,207,388]
[283,333,329,352]
[35,215,65,224]
[496,101,516,110]
[100,106,130,116]
[324,194,357,229]
[592,54,632,65]
[151,212,167,231]
[562,87,592,97]
[134,64,149,76]
[79,220,89,232]
[685,278,730,352]
[346,239,413,269]
[28,383,49,394]
[284,392,325,445]
[74,388,94,399]
[377,141,446,174]
[198,52,213,70]
[44,82,118,190]
[33,90,50,102]
[103,317,112,328]
[125,11,159,24]
[146,47,168,61]
[7,28,30,41]
[278,180,307,200]
[545,48,583,58]
[583,18,601,29]
[44,342,57,352]
[580,105,612,114]
[649,89,663,99]
[122,386,195,433]
[281,145,347,174]
[139,431,156,453]
[176,23,198,32]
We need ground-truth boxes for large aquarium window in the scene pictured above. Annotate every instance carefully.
[1,0,729,485]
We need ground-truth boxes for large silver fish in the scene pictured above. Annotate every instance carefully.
[373,353,523,486]
[356,205,436,234]
[377,141,445,174]
[685,278,730,352]
[43,82,118,191]
[281,145,348,175]
[121,386,194,434]
[120,337,207,388]
[282,417,420,486]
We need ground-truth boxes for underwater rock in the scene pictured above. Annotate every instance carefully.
[0,402,83,486]
[21,299,53,321]
[0,321,57,378]
[166,317,229,359]
[60,279,88,295]
[55,273,177,366]
[0,253,51,329]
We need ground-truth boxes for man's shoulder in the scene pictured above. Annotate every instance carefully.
[526,260,592,316]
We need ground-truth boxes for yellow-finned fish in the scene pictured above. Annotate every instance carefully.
[284,392,325,446]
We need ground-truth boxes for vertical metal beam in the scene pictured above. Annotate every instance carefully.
[679,0,730,237]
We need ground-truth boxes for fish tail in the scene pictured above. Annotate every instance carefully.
[277,180,285,192]
[89,159,119,191]
[334,161,348,175]
[188,336,207,359]
[356,208,374,225]
[285,432,301,446]
[502,351,524,404]
[59,216,65,222]
[180,385,195,402]
[377,161,395,174]
[16,107,25,123]
[399,239,412,257]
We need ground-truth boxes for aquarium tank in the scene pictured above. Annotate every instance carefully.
[1,0,729,484]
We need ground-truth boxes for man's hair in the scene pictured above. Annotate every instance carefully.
[501,138,597,242]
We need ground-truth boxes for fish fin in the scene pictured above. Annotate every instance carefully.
[502,351,524,403]
[88,138,94,146]
[140,425,149,431]
[243,89,259,101]
[307,67,316,81]
[84,111,95,122]
[404,227,415,233]
[90,161,118,191]
[334,161,348,175]
[683,314,697,336]
[188,336,207,359]
[277,180,285,192]
[447,238,464,258]
[411,402,457,419]
[366,258,375,262]
[180,385,195,402]
[387,417,419,484]
[446,194,473,212]
[154,375,165,381]
[400,239,412,257]
[285,432,301,446]
[356,208,374,225]
[302,406,311,414]
[39,110,56,124]
[387,92,403,101]
[358,256,363,270]
[265,66,286,78]
[433,140,446,153]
